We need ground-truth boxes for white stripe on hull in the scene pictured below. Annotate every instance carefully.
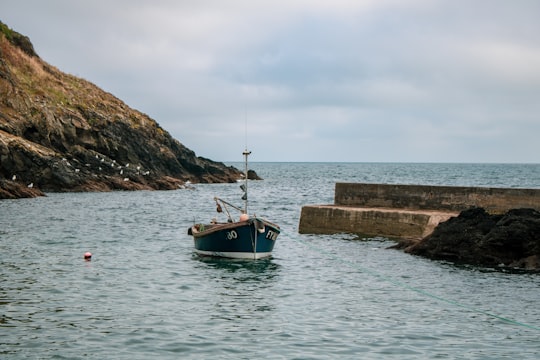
[194,249,272,260]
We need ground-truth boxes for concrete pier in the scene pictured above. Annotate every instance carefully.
[299,183,540,240]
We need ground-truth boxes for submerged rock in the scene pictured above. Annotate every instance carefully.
[404,207,540,270]
[0,21,243,199]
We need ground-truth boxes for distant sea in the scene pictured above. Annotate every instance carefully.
[1,163,539,359]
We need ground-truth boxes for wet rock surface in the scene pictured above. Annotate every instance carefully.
[404,207,540,270]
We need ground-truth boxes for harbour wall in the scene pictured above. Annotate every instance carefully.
[298,183,540,240]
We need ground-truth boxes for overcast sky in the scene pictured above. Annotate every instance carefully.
[2,1,540,163]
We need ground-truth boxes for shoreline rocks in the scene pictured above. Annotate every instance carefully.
[401,207,540,271]
[0,179,44,199]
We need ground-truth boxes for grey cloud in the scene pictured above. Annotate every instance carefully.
[2,0,539,162]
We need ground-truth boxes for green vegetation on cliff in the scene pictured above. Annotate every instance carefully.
[0,21,242,198]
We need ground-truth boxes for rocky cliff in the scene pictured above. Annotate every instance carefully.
[0,21,243,199]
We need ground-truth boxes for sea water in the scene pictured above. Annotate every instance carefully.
[1,163,539,359]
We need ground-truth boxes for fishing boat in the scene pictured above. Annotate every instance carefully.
[188,149,280,259]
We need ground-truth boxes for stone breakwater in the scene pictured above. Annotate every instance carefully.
[299,183,540,240]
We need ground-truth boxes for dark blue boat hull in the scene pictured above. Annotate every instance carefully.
[191,218,280,259]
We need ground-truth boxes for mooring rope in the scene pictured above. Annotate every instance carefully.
[296,236,540,331]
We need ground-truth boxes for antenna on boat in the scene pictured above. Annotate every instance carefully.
[241,110,251,215]
[244,109,248,151]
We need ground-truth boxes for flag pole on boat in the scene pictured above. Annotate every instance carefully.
[242,149,251,214]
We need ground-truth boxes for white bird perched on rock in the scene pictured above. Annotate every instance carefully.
[27,183,33,188]
[12,175,16,181]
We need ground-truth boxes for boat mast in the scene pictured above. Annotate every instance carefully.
[242,149,251,214]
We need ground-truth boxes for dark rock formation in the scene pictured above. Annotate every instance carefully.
[0,178,44,199]
[0,21,243,199]
[405,207,540,270]
[247,169,262,180]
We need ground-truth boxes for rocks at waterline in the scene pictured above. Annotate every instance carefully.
[402,207,540,270]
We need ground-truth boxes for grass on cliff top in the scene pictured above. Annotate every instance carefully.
[1,24,166,136]
[2,34,99,110]
[0,21,38,57]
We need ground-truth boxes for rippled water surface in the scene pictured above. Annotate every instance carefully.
[1,163,539,359]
